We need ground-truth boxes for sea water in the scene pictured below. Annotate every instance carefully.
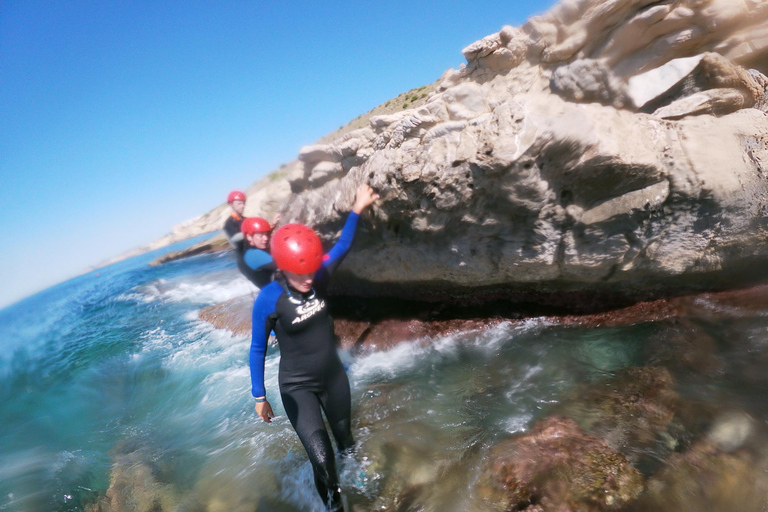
[2,239,768,511]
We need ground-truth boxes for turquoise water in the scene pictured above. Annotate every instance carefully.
[2,240,768,511]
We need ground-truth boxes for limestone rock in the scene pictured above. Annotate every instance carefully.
[149,0,768,309]
[642,52,766,117]
[550,59,634,108]
[519,0,768,76]
[278,86,768,302]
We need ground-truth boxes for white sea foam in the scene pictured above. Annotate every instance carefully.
[119,273,256,305]
[280,459,327,512]
[504,413,533,434]
[349,318,550,385]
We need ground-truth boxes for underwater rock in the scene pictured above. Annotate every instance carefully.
[554,367,681,467]
[85,451,180,512]
[630,439,768,512]
[476,416,643,512]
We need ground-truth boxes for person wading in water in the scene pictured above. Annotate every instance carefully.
[249,184,379,511]
[240,217,277,288]
[222,190,253,281]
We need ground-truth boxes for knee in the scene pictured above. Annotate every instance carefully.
[305,430,337,474]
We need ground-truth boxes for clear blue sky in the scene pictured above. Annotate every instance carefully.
[0,0,554,309]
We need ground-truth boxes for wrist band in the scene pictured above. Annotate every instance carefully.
[255,397,266,403]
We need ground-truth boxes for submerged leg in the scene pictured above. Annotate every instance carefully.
[319,368,355,453]
[281,387,344,511]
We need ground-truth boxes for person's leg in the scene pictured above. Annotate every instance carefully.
[318,369,354,453]
[281,386,343,511]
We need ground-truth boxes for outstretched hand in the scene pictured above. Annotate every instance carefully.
[352,184,380,214]
[255,400,275,423]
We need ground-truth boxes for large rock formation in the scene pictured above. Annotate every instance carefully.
[150,0,768,310]
[269,0,768,306]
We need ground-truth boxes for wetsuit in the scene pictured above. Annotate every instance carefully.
[223,212,246,253]
[223,213,254,282]
[250,212,359,511]
[241,248,277,288]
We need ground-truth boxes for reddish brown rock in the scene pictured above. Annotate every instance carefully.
[333,316,504,351]
[197,294,256,336]
[476,416,644,512]
[197,283,768,354]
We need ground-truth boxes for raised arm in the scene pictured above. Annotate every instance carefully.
[323,184,379,271]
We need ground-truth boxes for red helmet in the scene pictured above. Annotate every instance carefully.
[227,190,246,203]
[241,217,271,235]
[271,224,323,274]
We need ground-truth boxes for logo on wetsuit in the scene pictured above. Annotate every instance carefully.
[292,298,326,324]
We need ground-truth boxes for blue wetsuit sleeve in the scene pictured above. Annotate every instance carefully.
[244,248,274,271]
[323,211,359,269]
[249,283,281,398]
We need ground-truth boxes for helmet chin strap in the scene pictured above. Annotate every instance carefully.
[277,273,316,304]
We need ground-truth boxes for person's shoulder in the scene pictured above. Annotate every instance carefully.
[253,281,282,310]
[244,248,273,268]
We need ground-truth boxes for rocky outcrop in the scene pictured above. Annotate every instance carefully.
[254,0,768,306]
[149,232,230,266]
[146,0,768,310]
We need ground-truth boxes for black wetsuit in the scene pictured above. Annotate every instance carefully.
[250,212,359,511]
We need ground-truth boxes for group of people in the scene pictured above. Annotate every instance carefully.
[223,185,380,512]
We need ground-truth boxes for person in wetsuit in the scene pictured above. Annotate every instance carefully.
[249,184,379,512]
[223,190,247,250]
[222,190,253,279]
[240,217,277,288]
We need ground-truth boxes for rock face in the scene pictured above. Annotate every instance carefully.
[261,0,768,306]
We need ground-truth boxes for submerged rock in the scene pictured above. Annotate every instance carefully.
[631,440,768,512]
[86,451,181,512]
[553,367,683,470]
[476,416,644,511]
